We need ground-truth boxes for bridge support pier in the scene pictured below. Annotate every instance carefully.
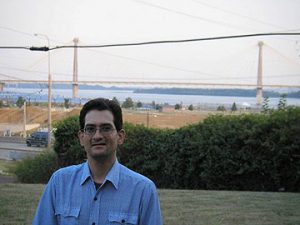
[256,41,264,105]
[72,83,78,98]
[0,82,4,92]
[72,38,79,98]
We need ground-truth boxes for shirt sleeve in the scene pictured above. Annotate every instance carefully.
[32,174,57,225]
[139,182,163,225]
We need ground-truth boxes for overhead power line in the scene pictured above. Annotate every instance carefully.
[130,0,246,31]
[0,72,24,80]
[190,0,286,30]
[0,46,29,50]
[0,32,300,51]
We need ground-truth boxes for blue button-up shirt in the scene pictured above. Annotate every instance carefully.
[32,161,163,225]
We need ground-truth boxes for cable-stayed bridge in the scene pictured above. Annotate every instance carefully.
[0,79,299,88]
[1,41,300,105]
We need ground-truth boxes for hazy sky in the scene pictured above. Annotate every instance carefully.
[0,0,300,88]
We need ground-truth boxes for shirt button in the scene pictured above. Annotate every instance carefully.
[94,197,97,201]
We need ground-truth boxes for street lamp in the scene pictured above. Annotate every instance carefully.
[34,33,52,147]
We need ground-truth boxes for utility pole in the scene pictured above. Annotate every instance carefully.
[33,33,52,147]
[73,38,79,98]
[256,41,264,105]
[0,82,4,92]
[146,111,150,128]
[23,101,26,138]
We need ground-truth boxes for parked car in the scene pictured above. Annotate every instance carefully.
[26,131,49,147]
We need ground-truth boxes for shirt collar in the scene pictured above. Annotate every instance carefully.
[80,162,92,186]
[80,160,120,190]
[104,160,120,190]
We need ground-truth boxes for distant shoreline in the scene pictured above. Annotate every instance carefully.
[2,87,300,108]
[134,88,300,98]
[4,83,300,99]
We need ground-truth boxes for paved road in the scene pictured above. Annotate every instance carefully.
[0,141,45,160]
[0,141,45,151]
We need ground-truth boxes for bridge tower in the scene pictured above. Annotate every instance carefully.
[256,41,264,105]
[72,38,79,98]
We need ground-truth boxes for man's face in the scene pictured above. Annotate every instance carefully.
[78,109,125,162]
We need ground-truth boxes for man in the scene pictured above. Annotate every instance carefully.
[33,98,163,225]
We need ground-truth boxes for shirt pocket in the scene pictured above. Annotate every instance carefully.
[55,207,80,225]
[108,212,138,225]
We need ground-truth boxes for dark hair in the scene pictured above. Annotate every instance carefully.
[79,98,123,131]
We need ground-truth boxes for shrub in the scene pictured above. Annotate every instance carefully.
[118,123,171,187]
[196,108,300,191]
[53,115,86,167]
[15,151,58,183]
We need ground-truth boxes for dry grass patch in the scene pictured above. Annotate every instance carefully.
[0,107,210,129]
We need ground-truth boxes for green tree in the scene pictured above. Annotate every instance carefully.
[278,94,287,111]
[174,103,182,110]
[262,96,270,113]
[188,104,194,111]
[16,96,25,108]
[122,97,134,108]
[136,101,143,108]
[217,105,226,111]
[112,97,120,105]
[64,98,70,109]
[231,102,237,112]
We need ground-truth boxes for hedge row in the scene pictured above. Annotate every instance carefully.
[16,107,300,191]
[119,108,300,191]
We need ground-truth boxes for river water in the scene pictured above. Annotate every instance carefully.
[1,88,300,109]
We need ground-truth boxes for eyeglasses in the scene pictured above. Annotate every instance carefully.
[82,125,115,136]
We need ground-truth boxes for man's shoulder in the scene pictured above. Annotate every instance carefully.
[119,163,155,187]
[52,162,85,178]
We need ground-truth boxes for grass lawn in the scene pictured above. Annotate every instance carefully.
[0,184,299,225]
[160,189,300,225]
